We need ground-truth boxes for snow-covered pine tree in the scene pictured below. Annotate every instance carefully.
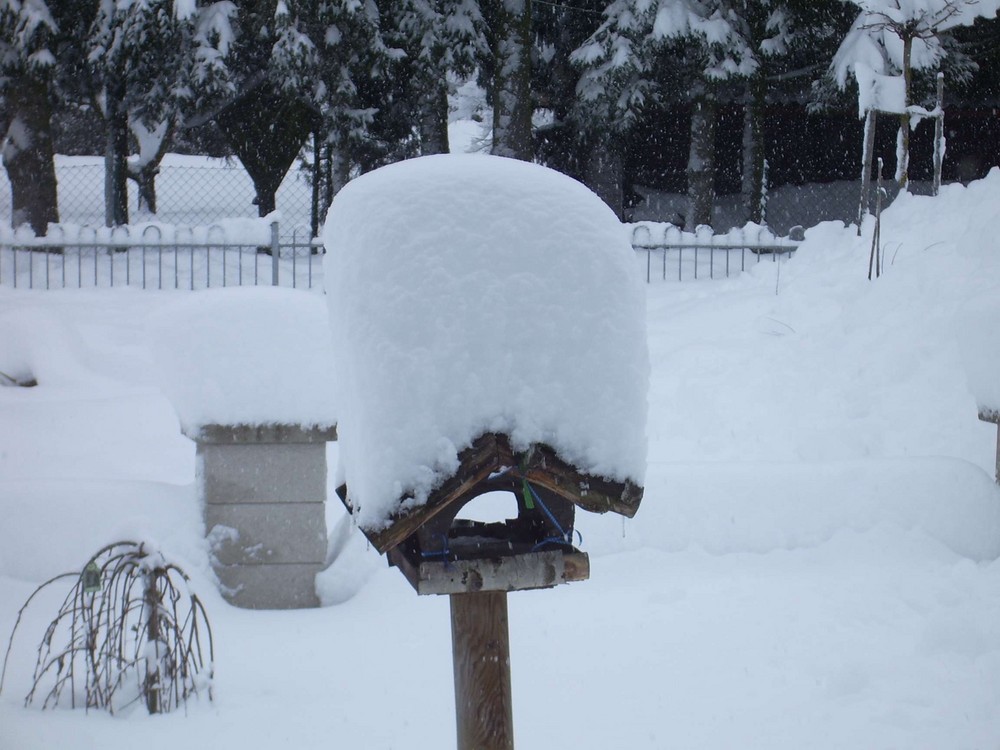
[481,0,533,159]
[385,0,486,155]
[0,0,60,233]
[576,0,783,229]
[533,0,616,212]
[85,0,234,225]
[216,0,390,216]
[126,2,235,214]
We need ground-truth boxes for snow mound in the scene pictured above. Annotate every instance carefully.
[0,304,111,387]
[958,297,1000,415]
[148,287,337,432]
[324,154,648,531]
[578,458,1000,561]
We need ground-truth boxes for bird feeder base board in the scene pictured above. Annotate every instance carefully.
[387,546,590,596]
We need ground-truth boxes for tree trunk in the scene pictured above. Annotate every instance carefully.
[741,72,766,224]
[104,81,130,226]
[2,74,59,234]
[128,119,174,215]
[143,570,162,714]
[584,134,624,219]
[489,0,532,161]
[329,148,351,198]
[686,81,717,231]
[418,74,450,155]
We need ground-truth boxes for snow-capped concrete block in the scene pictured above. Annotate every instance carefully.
[214,563,322,610]
[206,503,327,566]
[197,442,329,505]
[148,288,337,433]
[189,423,336,609]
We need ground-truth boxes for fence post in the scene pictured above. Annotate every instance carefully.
[933,73,944,197]
[271,221,280,286]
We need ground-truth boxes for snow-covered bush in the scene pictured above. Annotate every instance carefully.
[1,541,213,715]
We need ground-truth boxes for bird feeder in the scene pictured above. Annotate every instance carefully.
[324,154,648,750]
[337,432,642,749]
[339,432,641,595]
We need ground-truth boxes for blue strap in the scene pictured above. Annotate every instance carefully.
[521,479,583,549]
[421,533,452,568]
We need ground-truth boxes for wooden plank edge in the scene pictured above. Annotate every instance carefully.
[387,547,590,596]
[979,408,1000,424]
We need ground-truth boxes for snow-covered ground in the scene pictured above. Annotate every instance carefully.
[2,172,1000,749]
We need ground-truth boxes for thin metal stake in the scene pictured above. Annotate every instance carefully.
[271,222,279,286]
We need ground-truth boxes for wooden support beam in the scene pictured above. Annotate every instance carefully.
[451,591,514,750]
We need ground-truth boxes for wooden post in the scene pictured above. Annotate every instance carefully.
[898,34,913,191]
[857,108,877,236]
[450,591,514,750]
[933,73,945,196]
[144,568,161,714]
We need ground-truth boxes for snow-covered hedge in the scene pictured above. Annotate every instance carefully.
[324,154,648,531]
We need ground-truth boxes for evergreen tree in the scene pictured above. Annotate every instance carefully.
[85,0,233,226]
[575,0,776,228]
[214,0,391,216]
[84,0,234,224]
[533,0,615,211]
[384,0,486,155]
[0,0,60,233]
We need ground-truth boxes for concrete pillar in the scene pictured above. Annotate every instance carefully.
[189,423,337,609]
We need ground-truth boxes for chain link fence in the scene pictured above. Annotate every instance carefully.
[0,155,317,240]
[628,178,945,235]
[0,152,954,242]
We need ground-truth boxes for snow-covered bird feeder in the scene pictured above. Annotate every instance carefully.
[324,154,647,748]
[150,288,337,609]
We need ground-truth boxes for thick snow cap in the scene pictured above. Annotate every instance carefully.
[150,287,337,433]
[324,154,648,532]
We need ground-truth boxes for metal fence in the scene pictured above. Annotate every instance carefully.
[0,219,801,291]
[0,222,323,291]
[631,223,801,282]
